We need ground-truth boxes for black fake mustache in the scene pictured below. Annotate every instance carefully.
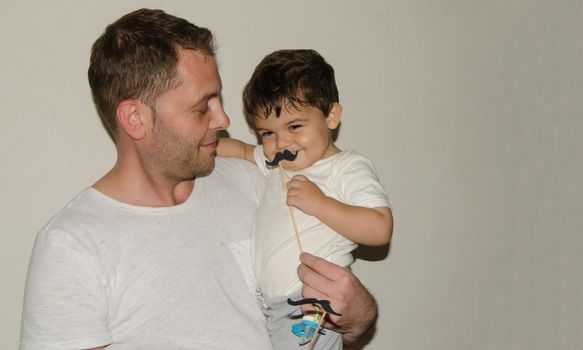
[265,150,298,167]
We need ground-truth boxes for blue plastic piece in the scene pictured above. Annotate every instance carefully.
[291,319,326,345]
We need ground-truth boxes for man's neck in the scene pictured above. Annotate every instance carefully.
[93,163,195,207]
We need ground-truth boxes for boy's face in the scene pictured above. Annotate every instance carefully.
[255,104,341,171]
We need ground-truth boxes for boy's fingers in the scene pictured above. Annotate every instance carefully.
[290,174,308,181]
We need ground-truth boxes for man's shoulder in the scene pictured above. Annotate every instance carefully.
[207,157,265,201]
[212,157,263,182]
[215,156,259,171]
[32,188,107,250]
[40,188,113,235]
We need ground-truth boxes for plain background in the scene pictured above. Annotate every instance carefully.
[1,1,581,349]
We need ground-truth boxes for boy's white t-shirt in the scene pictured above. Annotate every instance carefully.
[252,146,391,297]
[20,158,272,350]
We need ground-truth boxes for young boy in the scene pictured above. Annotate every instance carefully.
[218,49,393,349]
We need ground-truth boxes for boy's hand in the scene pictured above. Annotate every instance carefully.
[286,175,326,215]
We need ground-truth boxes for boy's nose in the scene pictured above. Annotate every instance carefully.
[276,134,290,150]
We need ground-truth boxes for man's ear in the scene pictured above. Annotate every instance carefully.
[326,103,342,130]
[116,99,148,140]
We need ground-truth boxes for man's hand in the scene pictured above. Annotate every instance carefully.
[286,175,326,216]
[297,252,378,346]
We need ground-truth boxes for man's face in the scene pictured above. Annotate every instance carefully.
[147,49,229,181]
[255,105,339,171]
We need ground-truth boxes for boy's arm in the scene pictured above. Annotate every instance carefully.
[286,175,393,246]
[217,138,256,164]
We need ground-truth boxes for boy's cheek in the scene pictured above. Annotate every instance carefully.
[262,142,275,159]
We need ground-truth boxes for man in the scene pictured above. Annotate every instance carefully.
[20,9,377,349]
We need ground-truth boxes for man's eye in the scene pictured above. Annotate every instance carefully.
[289,124,302,130]
[193,108,208,117]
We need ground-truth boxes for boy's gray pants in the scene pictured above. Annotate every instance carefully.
[258,289,342,350]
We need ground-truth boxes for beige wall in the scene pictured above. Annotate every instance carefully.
[1,1,581,349]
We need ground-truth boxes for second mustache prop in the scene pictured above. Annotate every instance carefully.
[265,150,298,167]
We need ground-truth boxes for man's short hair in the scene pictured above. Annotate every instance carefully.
[88,8,215,142]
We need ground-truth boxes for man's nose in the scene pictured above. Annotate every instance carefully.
[210,105,230,130]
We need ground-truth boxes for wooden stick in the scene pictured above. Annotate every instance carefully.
[307,310,328,350]
[279,163,303,253]
[280,163,328,348]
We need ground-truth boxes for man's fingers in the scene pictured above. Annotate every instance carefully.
[298,255,353,317]
[300,284,344,326]
[297,258,334,296]
[296,254,379,344]
[299,252,350,281]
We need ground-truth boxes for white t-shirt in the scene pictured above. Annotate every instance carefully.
[20,158,272,350]
[253,147,391,297]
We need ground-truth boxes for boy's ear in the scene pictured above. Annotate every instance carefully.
[326,103,342,130]
[116,99,148,140]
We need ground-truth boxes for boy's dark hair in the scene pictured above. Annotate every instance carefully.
[88,8,215,142]
[243,49,339,129]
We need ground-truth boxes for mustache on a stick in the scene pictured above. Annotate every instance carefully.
[265,150,298,167]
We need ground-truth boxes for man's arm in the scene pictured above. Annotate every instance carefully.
[297,252,378,346]
[20,228,112,349]
[217,138,256,163]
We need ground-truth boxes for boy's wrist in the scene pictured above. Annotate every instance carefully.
[313,195,331,219]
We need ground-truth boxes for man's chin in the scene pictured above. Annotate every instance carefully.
[193,158,216,178]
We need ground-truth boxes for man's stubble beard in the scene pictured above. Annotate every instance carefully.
[148,121,216,183]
